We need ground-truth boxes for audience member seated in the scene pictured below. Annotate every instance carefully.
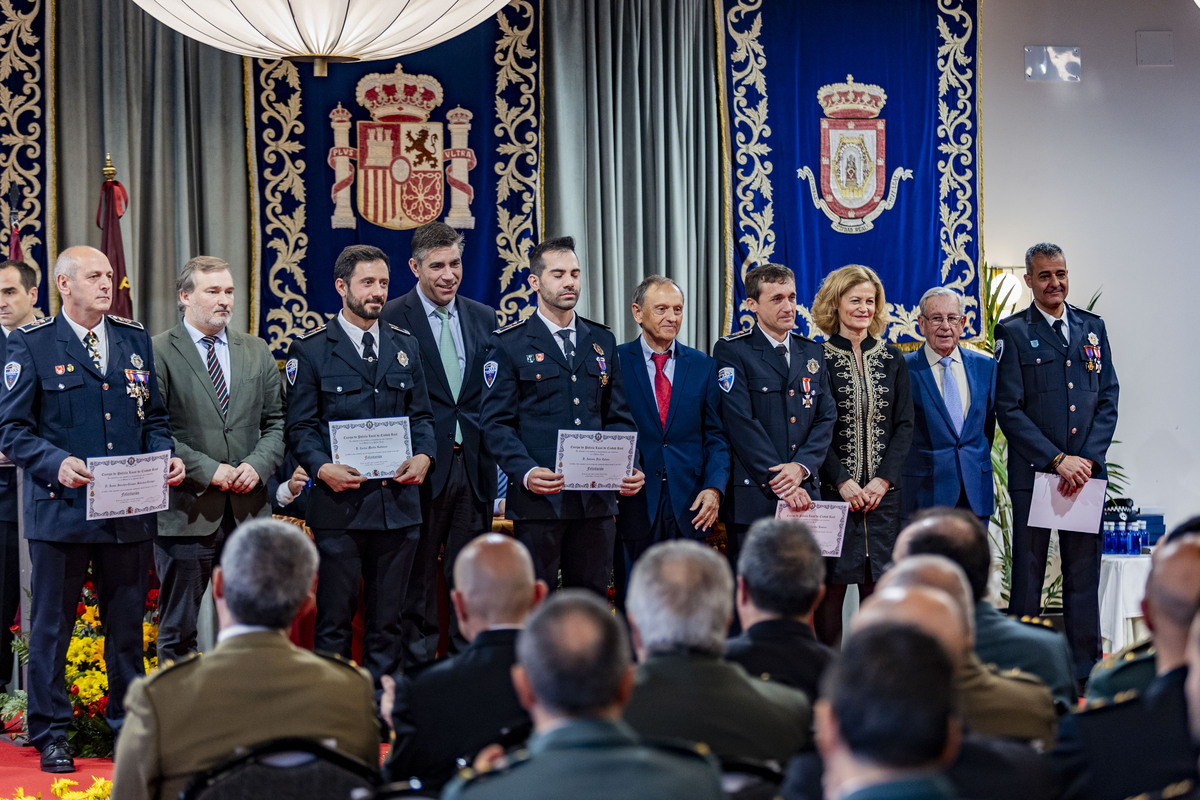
[866,561,1057,750]
[1087,515,1200,704]
[725,518,833,699]
[812,622,961,800]
[894,507,1076,711]
[111,518,381,800]
[442,590,724,800]
[622,540,812,762]
[1051,537,1200,800]
[382,533,547,792]
[1180,609,1200,800]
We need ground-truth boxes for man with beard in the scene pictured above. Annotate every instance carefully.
[284,244,436,688]
[481,236,643,596]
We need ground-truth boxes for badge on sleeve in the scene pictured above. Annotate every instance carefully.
[285,358,298,386]
[717,367,735,393]
[994,340,1004,362]
[483,360,499,388]
[3,362,19,390]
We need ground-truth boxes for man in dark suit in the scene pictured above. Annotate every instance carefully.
[613,276,728,605]
[903,287,996,523]
[480,236,643,596]
[623,540,813,762]
[894,507,1077,711]
[0,259,37,693]
[382,222,498,662]
[726,518,833,699]
[382,533,547,791]
[0,246,185,772]
[111,518,381,800]
[712,264,836,569]
[284,244,436,687]
[995,242,1119,679]
[152,256,285,662]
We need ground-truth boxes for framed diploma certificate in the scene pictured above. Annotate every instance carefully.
[555,430,638,491]
[329,416,413,478]
[775,500,851,557]
[86,449,171,520]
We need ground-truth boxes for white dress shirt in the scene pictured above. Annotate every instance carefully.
[336,311,381,357]
[63,313,109,373]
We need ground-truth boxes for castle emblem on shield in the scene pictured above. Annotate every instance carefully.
[797,75,912,234]
[328,64,477,231]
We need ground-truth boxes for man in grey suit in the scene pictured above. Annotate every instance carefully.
[152,256,285,662]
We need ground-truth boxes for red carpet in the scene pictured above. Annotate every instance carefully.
[0,740,114,798]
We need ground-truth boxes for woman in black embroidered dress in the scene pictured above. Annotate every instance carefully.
[811,265,913,646]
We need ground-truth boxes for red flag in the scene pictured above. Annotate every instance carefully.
[96,160,132,318]
[7,225,20,262]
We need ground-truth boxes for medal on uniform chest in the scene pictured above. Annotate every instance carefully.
[125,369,150,420]
[397,350,409,367]
[802,376,813,407]
[596,355,608,386]
[807,358,819,374]
[1087,332,1099,346]
[130,353,144,369]
[593,343,604,356]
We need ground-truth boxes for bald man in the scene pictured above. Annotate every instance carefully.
[895,507,1076,711]
[1051,538,1200,800]
[869,559,1057,750]
[383,534,548,791]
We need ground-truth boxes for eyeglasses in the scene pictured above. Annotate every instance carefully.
[922,314,964,326]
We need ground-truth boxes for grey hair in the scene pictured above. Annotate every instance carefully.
[1024,242,1065,272]
[631,275,685,308]
[176,256,231,311]
[220,518,319,629]
[53,249,82,281]
[917,287,965,317]
[627,540,733,656]
[880,555,975,639]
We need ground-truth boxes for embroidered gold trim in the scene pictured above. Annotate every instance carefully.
[824,338,894,484]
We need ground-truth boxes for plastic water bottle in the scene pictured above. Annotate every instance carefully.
[1103,521,1115,554]
[1135,521,1146,554]
[1116,520,1128,555]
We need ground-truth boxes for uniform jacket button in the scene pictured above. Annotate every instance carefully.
[102,383,109,390]
[789,416,796,423]
[1071,427,1078,434]
[1065,360,1072,367]
[107,443,113,450]
[1068,382,1074,389]
[104,413,111,420]
[789,389,795,396]
[574,418,581,425]
[1069,405,1076,412]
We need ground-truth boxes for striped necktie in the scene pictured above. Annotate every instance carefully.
[201,335,229,417]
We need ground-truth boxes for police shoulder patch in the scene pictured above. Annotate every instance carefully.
[3,362,20,391]
[18,316,53,333]
[106,314,144,330]
[993,339,1005,363]
[721,328,753,341]
[717,367,735,393]
[285,358,299,386]
[483,360,499,388]
[494,318,527,335]
[297,324,327,340]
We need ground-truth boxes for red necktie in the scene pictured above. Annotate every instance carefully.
[651,352,671,429]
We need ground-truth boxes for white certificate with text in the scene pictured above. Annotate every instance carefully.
[555,430,638,491]
[329,416,413,478]
[775,500,851,557]
[1028,472,1107,534]
[86,449,171,520]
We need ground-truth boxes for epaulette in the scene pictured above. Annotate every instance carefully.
[297,324,327,340]
[721,328,753,341]
[789,330,816,344]
[454,746,532,785]
[1085,688,1141,711]
[644,736,717,765]
[144,651,202,681]
[18,316,54,333]
[1068,303,1102,319]
[994,665,1047,686]
[1094,638,1155,671]
[312,649,362,670]
[494,318,527,335]
[387,323,413,336]
[1014,614,1056,629]
[106,314,144,330]
[577,315,610,331]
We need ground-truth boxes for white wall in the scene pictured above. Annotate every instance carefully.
[981,0,1200,527]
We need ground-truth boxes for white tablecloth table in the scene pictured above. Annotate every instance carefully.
[1098,554,1151,653]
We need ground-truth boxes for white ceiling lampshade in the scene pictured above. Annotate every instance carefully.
[129,0,514,75]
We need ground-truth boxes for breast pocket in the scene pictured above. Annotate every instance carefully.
[320,375,364,417]
[748,375,785,424]
[383,370,416,413]
[1019,350,1059,394]
[517,364,562,413]
[41,373,84,428]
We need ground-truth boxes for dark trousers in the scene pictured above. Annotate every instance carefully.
[514,517,615,597]
[0,520,19,686]
[27,539,150,751]
[153,504,236,662]
[614,480,684,610]
[1009,487,1101,678]
[401,450,489,665]
[311,525,420,687]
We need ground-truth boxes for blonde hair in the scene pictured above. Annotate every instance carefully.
[812,264,889,338]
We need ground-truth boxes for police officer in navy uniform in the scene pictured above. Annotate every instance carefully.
[0,246,185,773]
[712,263,836,569]
[995,242,1119,681]
[0,259,38,695]
[284,244,436,686]
[480,236,644,596]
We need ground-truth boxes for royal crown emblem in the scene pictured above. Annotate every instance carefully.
[797,76,912,234]
[328,63,477,231]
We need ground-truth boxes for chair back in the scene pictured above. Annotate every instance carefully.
[182,737,379,800]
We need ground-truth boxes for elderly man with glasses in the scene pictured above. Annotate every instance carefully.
[901,287,997,525]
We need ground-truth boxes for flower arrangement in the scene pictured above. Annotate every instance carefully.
[0,568,160,758]
[0,776,113,800]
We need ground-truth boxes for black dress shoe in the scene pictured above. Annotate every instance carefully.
[40,737,74,773]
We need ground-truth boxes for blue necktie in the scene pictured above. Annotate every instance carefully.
[939,356,964,436]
